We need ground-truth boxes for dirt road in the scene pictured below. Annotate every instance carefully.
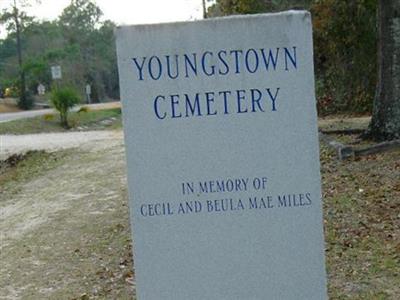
[1,130,122,160]
[1,123,398,299]
[0,130,136,299]
[0,102,121,123]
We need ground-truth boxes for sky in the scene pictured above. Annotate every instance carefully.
[0,0,208,38]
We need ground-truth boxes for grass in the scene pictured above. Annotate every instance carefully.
[318,115,392,148]
[0,107,122,135]
[321,145,400,299]
[0,150,71,196]
[1,115,398,299]
[0,145,134,299]
[318,116,371,132]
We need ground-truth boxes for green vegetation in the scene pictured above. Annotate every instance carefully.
[0,141,134,299]
[208,0,377,115]
[0,0,378,115]
[0,150,71,196]
[50,87,80,128]
[208,1,400,141]
[0,0,119,105]
[0,130,398,298]
[0,107,122,135]
[320,145,400,299]
[1,1,397,140]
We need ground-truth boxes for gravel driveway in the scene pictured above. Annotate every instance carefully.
[0,129,135,299]
[0,102,121,123]
[0,130,123,160]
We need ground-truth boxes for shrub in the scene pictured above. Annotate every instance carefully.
[50,87,80,128]
[42,113,55,121]
[311,0,377,114]
[18,90,35,110]
[77,106,89,113]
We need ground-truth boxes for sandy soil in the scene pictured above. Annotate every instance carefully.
[0,131,121,161]
[0,130,135,299]
[0,101,121,123]
[318,116,371,130]
[0,103,22,114]
[1,122,398,299]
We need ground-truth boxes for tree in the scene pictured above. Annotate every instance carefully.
[207,0,377,115]
[50,87,80,128]
[58,0,113,102]
[366,0,400,141]
[59,0,102,35]
[202,0,207,18]
[0,0,38,109]
[0,37,18,86]
[1,0,118,103]
[207,0,272,16]
[311,0,377,115]
[206,0,313,17]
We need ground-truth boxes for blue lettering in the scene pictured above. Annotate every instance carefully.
[225,180,234,192]
[245,48,259,73]
[199,182,208,193]
[166,55,179,79]
[148,56,162,80]
[132,57,147,80]
[219,90,231,114]
[266,88,280,111]
[250,88,264,112]
[260,48,279,71]
[170,94,182,118]
[202,51,215,76]
[184,53,197,77]
[216,181,225,192]
[230,49,243,73]
[205,92,217,116]
[249,197,258,209]
[306,193,312,205]
[184,93,202,117]
[178,201,202,214]
[284,46,297,70]
[217,50,229,75]
[140,204,147,216]
[207,200,213,212]
[236,90,248,113]
[154,95,166,119]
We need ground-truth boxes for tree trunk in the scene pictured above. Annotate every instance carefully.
[202,0,207,19]
[60,111,69,129]
[367,0,400,141]
[13,0,29,109]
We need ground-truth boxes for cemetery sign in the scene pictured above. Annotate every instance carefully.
[116,11,327,300]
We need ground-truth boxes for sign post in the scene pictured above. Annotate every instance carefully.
[51,65,62,80]
[85,84,91,104]
[51,65,62,90]
[116,11,327,300]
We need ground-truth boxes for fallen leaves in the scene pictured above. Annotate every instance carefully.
[321,144,400,299]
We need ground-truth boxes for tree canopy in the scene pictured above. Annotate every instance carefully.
[208,0,378,115]
[2,0,397,139]
[0,0,119,103]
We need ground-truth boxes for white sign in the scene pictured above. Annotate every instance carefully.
[85,84,91,95]
[116,11,327,300]
[37,83,45,95]
[51,65,62,80]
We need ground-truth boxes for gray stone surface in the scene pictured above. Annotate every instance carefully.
[116,11,327,300]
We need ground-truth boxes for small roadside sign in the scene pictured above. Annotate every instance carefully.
[51,66,62,80]
[85,84,91,95]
